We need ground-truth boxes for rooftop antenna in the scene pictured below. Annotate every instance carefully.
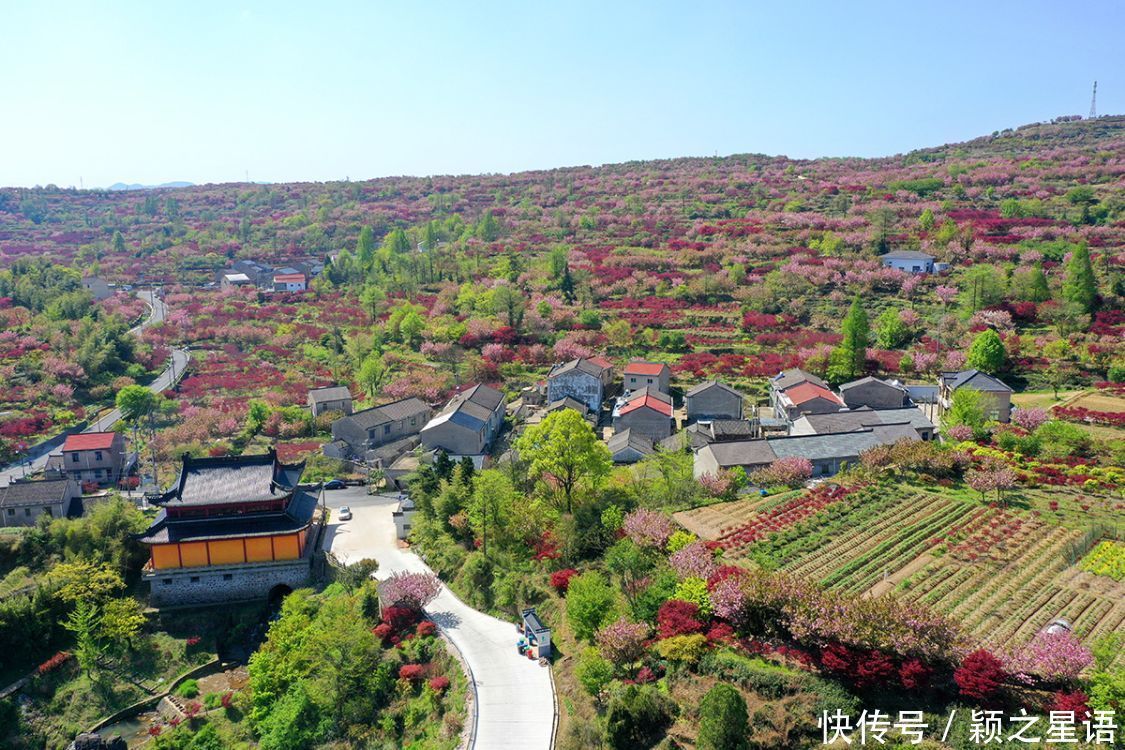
[1089,81,1097,118]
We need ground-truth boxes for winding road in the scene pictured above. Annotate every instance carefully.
[323,489,556,750]
[0,289,190,487]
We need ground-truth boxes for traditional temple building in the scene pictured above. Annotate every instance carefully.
[138,449,323,607]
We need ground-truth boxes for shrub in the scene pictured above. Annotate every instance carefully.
[698,683,750,750]
[576,647,615,697]
[656,599,704,639]
[175,679,200,699]
[665,530,697,554]
[429,676,450,693]
[416,621,437,638]
[654,633,708,664]
[381,605,421,633]
[955,649,1006,703]
[604,684,676,750]
[549,568,579,595]
[672,577,712,617]
[622,508,673,549]
[899,658,933,691]
[398,664,424,681]
[1051,690,1090,717]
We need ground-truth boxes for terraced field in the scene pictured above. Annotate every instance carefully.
[682,486,1125,667]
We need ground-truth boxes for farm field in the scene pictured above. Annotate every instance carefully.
[680,484,1125,669]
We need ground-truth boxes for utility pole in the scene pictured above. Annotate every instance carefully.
[1089,81,1098,119]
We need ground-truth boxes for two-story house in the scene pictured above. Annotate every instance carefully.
[420,384,506,457]
[685,380,745,422]
[939,369,1014,423]
[622,361,671,394]
[60,432,126,487]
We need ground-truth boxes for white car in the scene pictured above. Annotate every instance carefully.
[337,506,352,521]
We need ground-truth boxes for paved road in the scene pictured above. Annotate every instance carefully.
[322,488,556,750]
[0,290,189,487]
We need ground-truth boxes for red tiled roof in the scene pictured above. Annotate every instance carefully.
[624,362,668,376]
[63,432,118,451]
[273,273,305,282]
[784,382,843,407]
[588,356,613,371]
[618,393,674,417]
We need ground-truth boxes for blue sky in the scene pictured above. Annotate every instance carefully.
[0,1,1121,188]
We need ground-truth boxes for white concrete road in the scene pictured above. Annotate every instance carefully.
[322,488,556,750]
[0,289,189,487]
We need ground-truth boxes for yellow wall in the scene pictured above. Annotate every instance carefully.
[179,542,209,567]
[208,539,245,565]
[149,533,306,569]
[273,535,299,560]
[151,544,181,570]
[245,537,274,562]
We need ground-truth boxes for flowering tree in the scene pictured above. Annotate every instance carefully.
[966,464,1018,502]
[622,508,674,549]
[1004,630,1093,684]
[750,457,813,488]
[378,571,441,610]
[1011,407,1050,432]
[668,541,717,581]
[656,600,705,639]
[595,618,650,665]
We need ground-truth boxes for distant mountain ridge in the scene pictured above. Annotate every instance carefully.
[105,181,194,191]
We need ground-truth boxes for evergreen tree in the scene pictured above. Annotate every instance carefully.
[698,683,750,750]
[1062,242,1098,313]
[827,297,869,384]
[965,328,1006,374]
[560,264,576,303]
[112,230,126,255]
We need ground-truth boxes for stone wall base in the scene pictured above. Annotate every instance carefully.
[145,559,311,607]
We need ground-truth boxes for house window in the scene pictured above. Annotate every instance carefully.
[25,508,32,516]
[384,425,391,435]
[72,453,80,463]
[190,576,201,583]
[410,417,416,426]
[222,574,233,581]
[5,508,13,516]
[94,469,103,479]
[95,451,103,461]
[163,578,173,585]
[647,378,653,384]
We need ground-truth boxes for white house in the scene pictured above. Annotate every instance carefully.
[880,250,936,274]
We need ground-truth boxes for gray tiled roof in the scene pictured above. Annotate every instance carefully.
[940,370,1013,393]
[839,376,906,393]
[137,489,318,544]
[881,250,935,261]
[770,368,828,391]
[158,451,304,507]
[685,380,744,398]
[607,428,655,456]
[0,479,74,507]
[342,397,431,430]
[549,358,610,379]
[308,386,352,403]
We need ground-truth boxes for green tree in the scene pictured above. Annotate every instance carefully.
[64,600,103,675]
[575,647,615,696]
[355,225,375,267]
[356,354,388,399]
[112,231,126,255]
[468,469,517,557]
[515,409,612,512]
[827,297,869,384]
[492,283,525,331]
[566,571,616,642]
[945,388,985,431]
[50,560,124,603]
[605,539,654,611]
[246,399,271,434]
[874,308,910,349]
[1062,242,1098,313]
[99,596,147,652]
[476,210,501,242]
[918,208,935,231]
[604,684,676,750]
[698,683,750,750]
[965,328,1006,374]
[115,384,157,422]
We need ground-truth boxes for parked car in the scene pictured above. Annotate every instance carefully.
[324,479,346,490]
[337,506,352,521]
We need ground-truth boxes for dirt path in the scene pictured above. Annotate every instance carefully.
[865,553,935,598]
